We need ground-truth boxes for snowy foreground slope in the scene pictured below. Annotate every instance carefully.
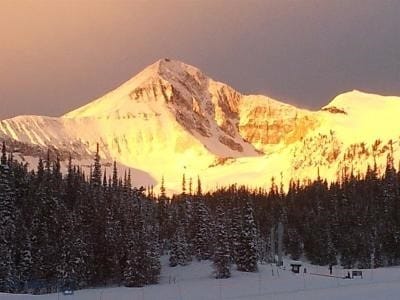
[1,59,400,193]
[2,257,400,300]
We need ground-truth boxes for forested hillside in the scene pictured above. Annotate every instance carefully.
[1,141,399,294]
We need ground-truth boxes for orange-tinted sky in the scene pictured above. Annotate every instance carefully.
[1,0,399,119]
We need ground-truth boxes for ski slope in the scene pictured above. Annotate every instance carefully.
[2,257,400,300]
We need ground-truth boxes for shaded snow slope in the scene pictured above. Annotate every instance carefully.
[2,257,400,300]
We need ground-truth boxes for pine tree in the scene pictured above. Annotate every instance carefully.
[30,158,48,283]
[16,230,32,291]
[196,176,202,196]
[91,144,102,188]
[105,163,123,284]
[90,144,108,284]
[284,181,303,260]
[381,153,398,264]
[123,210,146,287]
[236,200,258,272]
[230,205,242,266]
[73,172,92,287]
[169,220,190,267]
[212,206,231,279]
[192,199,212,261]
[49,155,64,282]
[123,193,161,287]
[143,219,161,284]
[157,176,169,253]
[181,174,186,195]
[0,142,17,292]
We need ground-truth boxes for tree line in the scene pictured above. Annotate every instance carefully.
[1,141,400,294]
[0,143,160,293]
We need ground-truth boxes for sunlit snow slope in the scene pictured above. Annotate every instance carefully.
[1,59,399,193]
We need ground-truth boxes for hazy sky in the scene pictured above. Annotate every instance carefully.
[1,0,399,119]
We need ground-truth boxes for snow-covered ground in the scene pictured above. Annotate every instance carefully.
[2,257,400,300]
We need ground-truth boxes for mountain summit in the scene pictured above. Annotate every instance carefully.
[1,59,399,193]
[63,58,261,159]
[64,58,205,118]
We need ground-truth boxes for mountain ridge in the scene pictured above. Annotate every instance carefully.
[1,59,399,193]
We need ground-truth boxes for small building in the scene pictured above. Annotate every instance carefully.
[352,270,363,278]
[290,261,302,274]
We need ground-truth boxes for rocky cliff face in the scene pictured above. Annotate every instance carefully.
[1,60,399,193]
[238,96,319,153]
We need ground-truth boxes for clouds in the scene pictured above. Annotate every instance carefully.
[1,0,399,119]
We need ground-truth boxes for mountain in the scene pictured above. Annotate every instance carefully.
[1,59,399,193]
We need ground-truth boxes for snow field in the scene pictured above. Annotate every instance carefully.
[2,257,400,300]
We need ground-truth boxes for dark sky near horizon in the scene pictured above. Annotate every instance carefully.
[1,0,400,119]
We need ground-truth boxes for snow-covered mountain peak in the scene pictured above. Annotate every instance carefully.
[2,60,400,194]
[123,58,205,88]
[62,58,220,119]
[157,58,204,80]
[322,90,400,113]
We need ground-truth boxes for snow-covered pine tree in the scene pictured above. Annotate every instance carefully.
[90,144,108,284]
[49,155,66,282]
[16,230,32,292]
[157,176,169,253]
[73,172,92,287]
[230,205,243,266]
[105,162,123,284]
[144,220,161,285]
[283,181,303,260]
[7,153,32,292]
[123,192,161,287]
[285,227,302,260]
[237,200,258,272]
[192,199,212,261]
[0,142,17,292]
[30,157,49,283]
[382,152,398,264]
[123,218,146,287]
[122,187,142,287]
[175,189,194,259]
[212,206,231,279]
[58,211,80,288]
[169,219,190,267]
